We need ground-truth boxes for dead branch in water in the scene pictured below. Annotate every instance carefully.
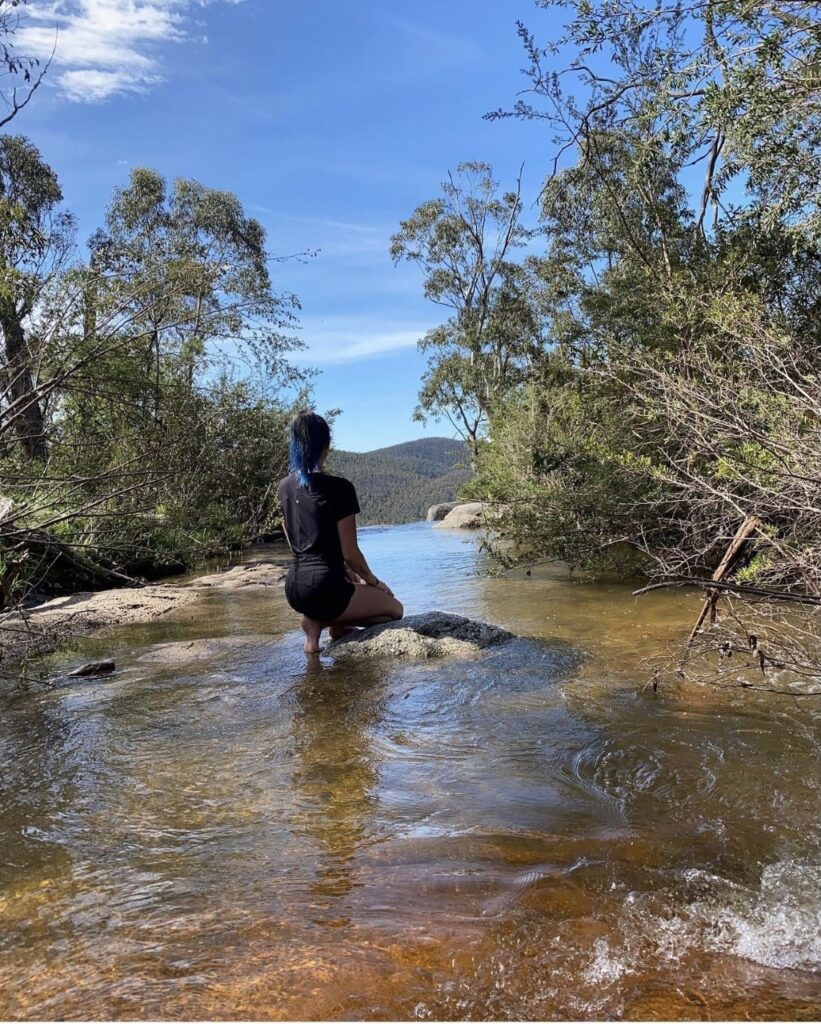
[633,579,821,606]
[682,515,761,659]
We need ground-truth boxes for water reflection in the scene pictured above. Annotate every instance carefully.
[290,658,386,904]
[0,685,90,888]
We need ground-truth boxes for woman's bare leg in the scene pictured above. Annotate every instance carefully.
[300,615,324,654]
[330,583,403,629]
[300,586,402,653]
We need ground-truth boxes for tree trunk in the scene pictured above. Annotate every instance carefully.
[0,304,47,460]
[467,432,480,472]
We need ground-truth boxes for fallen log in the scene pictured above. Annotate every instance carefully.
[2,517,140,602]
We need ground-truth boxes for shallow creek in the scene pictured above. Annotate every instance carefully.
[1,522,820,1020]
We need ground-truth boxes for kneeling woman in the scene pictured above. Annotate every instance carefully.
[277,410,403,653]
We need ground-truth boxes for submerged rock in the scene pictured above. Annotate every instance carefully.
[135,635,270,667]
[326,611,514,660]
[68,659,116,677]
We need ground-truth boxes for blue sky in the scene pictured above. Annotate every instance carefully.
[16,0,562,451]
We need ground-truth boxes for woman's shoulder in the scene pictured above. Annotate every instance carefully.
[315,470,350,486]
[277,473,296,498]
[315,472,360,516]
[315,471,356,495]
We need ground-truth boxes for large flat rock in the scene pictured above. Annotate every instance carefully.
[426,501,460,521]
[433,502,487,530]
[326,611,515,660]
[1,559,291,669]
[190,561,290,589]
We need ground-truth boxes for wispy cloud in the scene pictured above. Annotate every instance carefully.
[21,0,241,102]
[384,14,483,68]
[294,319,427,365]
[251,208,388,237]
[249,206,394,260]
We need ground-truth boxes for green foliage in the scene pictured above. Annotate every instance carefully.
[1,153,309,597]
[405,0,821,603]
[392,162,541,459]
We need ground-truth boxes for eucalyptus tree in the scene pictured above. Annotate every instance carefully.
[0,162,308,601]
[497,0,820,237]
[85,169,302,418]
[465,0,821,685]
[0,135,75,460]
[49,169,305,572]
[489,0,821,364]
[391,161,541,462]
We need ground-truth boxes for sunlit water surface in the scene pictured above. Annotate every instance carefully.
[1,522,820,1020]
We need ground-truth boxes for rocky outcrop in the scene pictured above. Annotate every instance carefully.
[1,559,291,667]
[326,611,514,660]
[433,501,488,530]
[426,501,460,522]
[190,560,290,589]
[0,585,197,667]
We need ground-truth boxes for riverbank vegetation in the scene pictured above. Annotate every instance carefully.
[0,138,308,606]
[397,1,821,687]
[0,5,315,611]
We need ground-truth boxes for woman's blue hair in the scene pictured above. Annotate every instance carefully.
[288,410,331,487]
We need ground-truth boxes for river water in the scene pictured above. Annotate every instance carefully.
[1,522,820,1020]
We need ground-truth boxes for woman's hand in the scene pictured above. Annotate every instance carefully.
[370,577,394,596]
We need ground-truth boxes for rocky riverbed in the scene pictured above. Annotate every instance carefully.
[0,559,291,669]
[0,557,516,674]
[1,521,819,1022]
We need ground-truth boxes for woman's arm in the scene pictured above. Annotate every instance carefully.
[337,515,393,594]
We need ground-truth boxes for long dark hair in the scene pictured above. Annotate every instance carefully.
[288,410,331,487]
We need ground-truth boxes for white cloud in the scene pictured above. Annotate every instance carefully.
[293,320,427,365]
[20,0,240,102]
[60,66,161,101]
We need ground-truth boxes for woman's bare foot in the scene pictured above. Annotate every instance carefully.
[328,625,359,640]
[300,615,323,653]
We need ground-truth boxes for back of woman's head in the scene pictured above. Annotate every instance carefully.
[288,410,331,487]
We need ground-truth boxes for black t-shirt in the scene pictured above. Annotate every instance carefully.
[277,471,360,565]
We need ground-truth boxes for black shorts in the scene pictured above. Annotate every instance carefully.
[285,562,355,622]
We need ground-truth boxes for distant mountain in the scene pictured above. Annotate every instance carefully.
[327,437,472,524]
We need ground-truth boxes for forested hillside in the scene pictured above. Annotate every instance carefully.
[327,438,471,524]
